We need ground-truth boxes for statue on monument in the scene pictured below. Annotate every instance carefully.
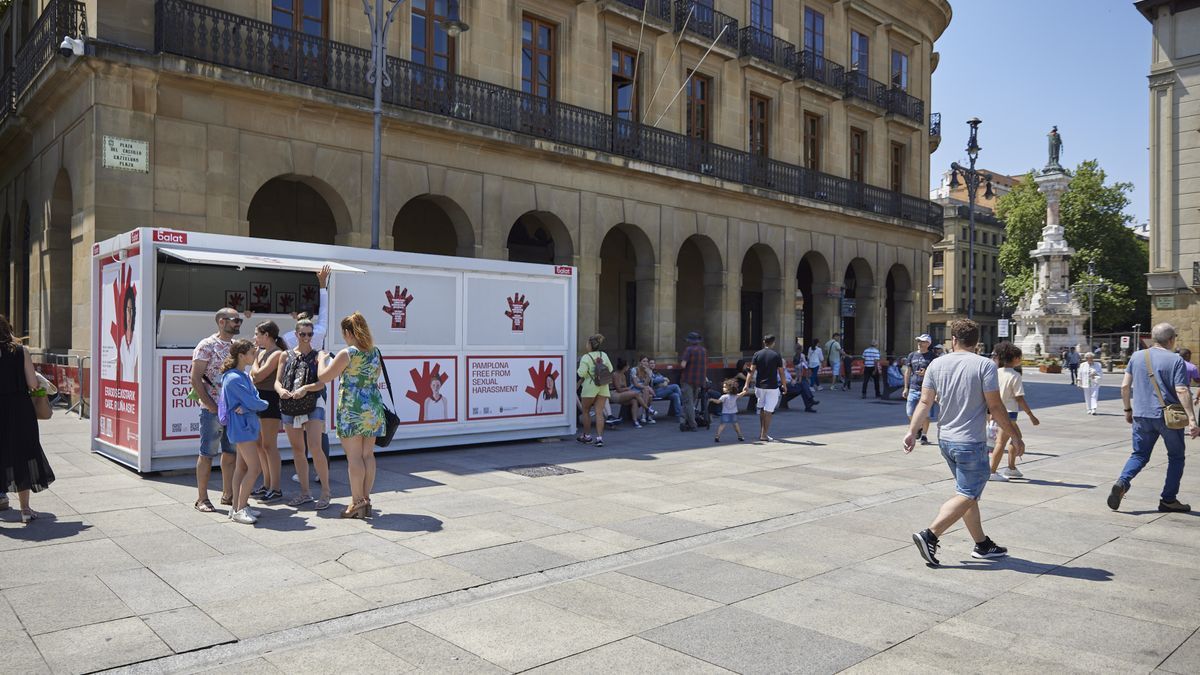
[1045,125,1063,171]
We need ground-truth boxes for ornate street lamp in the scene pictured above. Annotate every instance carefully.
[948,117,994,320]
[364,0,469,249]
[1073,260,1109,351]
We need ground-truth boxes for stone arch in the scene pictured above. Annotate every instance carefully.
[16,202,31,337]
[796,251,833,351]
[393,194,475,257]
[46,170,73,351]
[0,213,10,318]
[676,234,725,354]
[506,211,573,265]
[842,257,876,354]
[598,223,656,358]
[248,175,351,245]
[885,263,914,357]
[739,243,782,353]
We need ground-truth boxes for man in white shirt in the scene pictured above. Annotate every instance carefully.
[861,340,882,399]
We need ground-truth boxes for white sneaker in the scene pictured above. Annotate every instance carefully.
[1000,467,1023,479]
[231,509,257,524]
[988,472,1009,482]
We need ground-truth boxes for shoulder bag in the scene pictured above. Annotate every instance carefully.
[1146,349,1189,430]
[375,348,401,448]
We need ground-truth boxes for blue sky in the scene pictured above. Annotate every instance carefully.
[930,0,1151,225]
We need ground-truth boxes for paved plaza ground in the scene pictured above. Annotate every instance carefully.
[1,370,1198,674]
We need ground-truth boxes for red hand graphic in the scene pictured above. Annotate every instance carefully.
[253,284,269,302]
[227,292,244,311]
[505,293,530,331]
[524,360,559,400]
[382,286,415,330]
[405,360,448,422]
[301,286,317,303]
[109,262,134,349]
[279,295,293,312]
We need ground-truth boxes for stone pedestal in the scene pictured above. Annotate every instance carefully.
[1013,169,1086,356]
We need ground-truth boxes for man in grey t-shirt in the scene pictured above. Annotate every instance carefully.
[1108,322,1199,513]
[903,319,1022,567]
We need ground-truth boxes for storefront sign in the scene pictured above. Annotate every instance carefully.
[98,250,142,450]
[102,136,150,173]
[466,356,564,420]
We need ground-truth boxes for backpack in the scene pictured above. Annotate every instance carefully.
[591,352,613,386]
[279,350,320,416]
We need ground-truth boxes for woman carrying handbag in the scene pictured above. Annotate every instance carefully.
[0,315,56,523]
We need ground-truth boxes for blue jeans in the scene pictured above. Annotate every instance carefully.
[798,376,816,407]
[809,368,819,388]
[906,389,939,422]
[198,409,234,458]
[654,384,683,416]
[939,440,990,500]
[1120,416,1187,501]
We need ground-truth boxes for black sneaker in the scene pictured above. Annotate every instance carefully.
[1158,499,1192,513]
[592,436,604,448]
[972,537,1008,559]
[919,435,932,446]
[1107,481,1127,511]
[912,529,940,567]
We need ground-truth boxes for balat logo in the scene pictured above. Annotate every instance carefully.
[152,229,187,244]
[554,265,573,276]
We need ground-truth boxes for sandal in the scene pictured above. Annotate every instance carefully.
[20,509,38,523]
[314,498,331,511]
[288,494,314,507]
[737,436,745,442]
[194,499,216,513]
[219,495,233,506]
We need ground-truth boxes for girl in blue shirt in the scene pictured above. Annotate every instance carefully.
[220,340,268,524]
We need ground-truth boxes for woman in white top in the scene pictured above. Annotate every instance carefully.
[117,288,139,382]
[1078,352,1102,415]
[534,374,561,414]
[423,377,451,421]
[807,342,824,391]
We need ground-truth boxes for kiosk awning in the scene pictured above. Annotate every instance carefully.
[159,249,365,273]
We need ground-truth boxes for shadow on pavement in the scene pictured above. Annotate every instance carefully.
[0,513,94,541]
[940,557,1114,581]
[1008,479,1096,489]
[367,513,443,533]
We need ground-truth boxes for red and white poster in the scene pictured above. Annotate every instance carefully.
[161,355,202,440]
[378,356,458,424]
[466,356,564,420]
[505,293,530,332]
[381,286,415,332]
[98,249,141,451]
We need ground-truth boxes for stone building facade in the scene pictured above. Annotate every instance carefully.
[0,0,950,364]
[1138,0,1200,347]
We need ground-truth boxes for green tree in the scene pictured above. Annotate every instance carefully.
[994,161,1148,334]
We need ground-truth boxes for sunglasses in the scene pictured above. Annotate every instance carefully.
[296,332,314,338]
[223,317,243,323]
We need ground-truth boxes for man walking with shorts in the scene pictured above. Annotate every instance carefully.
[904,319,1021,566]
[826,334,845,391]
[191,308,240,512]
[1108,322,1199,513]
[744,335,787,441]
[905,334,939,445]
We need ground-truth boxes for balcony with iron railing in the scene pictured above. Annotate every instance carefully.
[606,0,672,23]
[929,112,942,151]
[738,26,795,73]
[152,0,940,230]
[843,68,888,109]
[673,0,739,51]
[886,87,924,123]
[794,49,845,91]
[0,0,89,129]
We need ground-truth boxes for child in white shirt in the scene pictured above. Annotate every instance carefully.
[990,343,1040,480]
[709,379,747,443]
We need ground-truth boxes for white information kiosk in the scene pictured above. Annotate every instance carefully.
[90,228,577,472]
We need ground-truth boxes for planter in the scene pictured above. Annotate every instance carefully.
[1039,365,1062,374]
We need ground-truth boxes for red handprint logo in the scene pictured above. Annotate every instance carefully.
[277,293,294,313]
[382,286,414,331]
[301,285,317,304]
[505,293,530,332]
[524,360,559,400]
[251,284,271,310]
[109,262,134,348]
[226,292,244,311]
[405,361,449,422]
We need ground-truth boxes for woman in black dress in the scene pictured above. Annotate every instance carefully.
[0,315,55,522]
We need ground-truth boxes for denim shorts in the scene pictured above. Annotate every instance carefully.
[1007,411,1018,420]
[939,441,990,500]
[281,406,325,426]
[906,389,939,421]
[198,409,234,458]
[720,412,737,424]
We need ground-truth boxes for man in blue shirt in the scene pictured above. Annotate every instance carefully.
[1108,323,1199,513]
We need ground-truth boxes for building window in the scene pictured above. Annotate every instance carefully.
[411,0,456,72]
[749,94,770,157]
[932,297,943,311]
[851,30,869,76]
[272,0,327,36]
[932,250,943,268]
[890,48,908,90]
[522,15,557,99]
[804,8,824,56]
[612,45,639,121]
[750,0,773,30]
[849,127,866,182]
[803,112,821,171]
[686,71,711,140]
[890,142,904,192]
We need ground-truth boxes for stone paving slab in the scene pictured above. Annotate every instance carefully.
[4,374,1199,673]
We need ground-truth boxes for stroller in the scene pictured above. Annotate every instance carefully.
[680,378,713,430]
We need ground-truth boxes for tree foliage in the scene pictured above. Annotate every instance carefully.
[994,160,1148,333]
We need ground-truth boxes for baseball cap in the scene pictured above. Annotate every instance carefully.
[686,331,703,343]
[916,334,932,342]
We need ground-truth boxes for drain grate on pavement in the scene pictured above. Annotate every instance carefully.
[502,463,581,478]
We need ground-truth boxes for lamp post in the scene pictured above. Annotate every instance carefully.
[997,289,1011,342]
[1073,260,1108,351]
[948,118,994,320]
[364,0,468,250]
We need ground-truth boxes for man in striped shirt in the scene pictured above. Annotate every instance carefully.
[861,340,882,399]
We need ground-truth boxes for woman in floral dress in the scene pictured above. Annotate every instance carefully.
[317,312,385,519]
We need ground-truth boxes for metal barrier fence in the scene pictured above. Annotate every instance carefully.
[28,351,90,418]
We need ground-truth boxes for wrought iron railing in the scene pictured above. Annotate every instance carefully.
[0,70,13,126]
[844,69,888,108]
[886,87,924,123]
[155,0,941,230]
[929,112,942,138]
[674,0,738,50]
[738,26,795,71]
[10,0,88,105]
[795,49,844,89]
[611,0,672,22]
